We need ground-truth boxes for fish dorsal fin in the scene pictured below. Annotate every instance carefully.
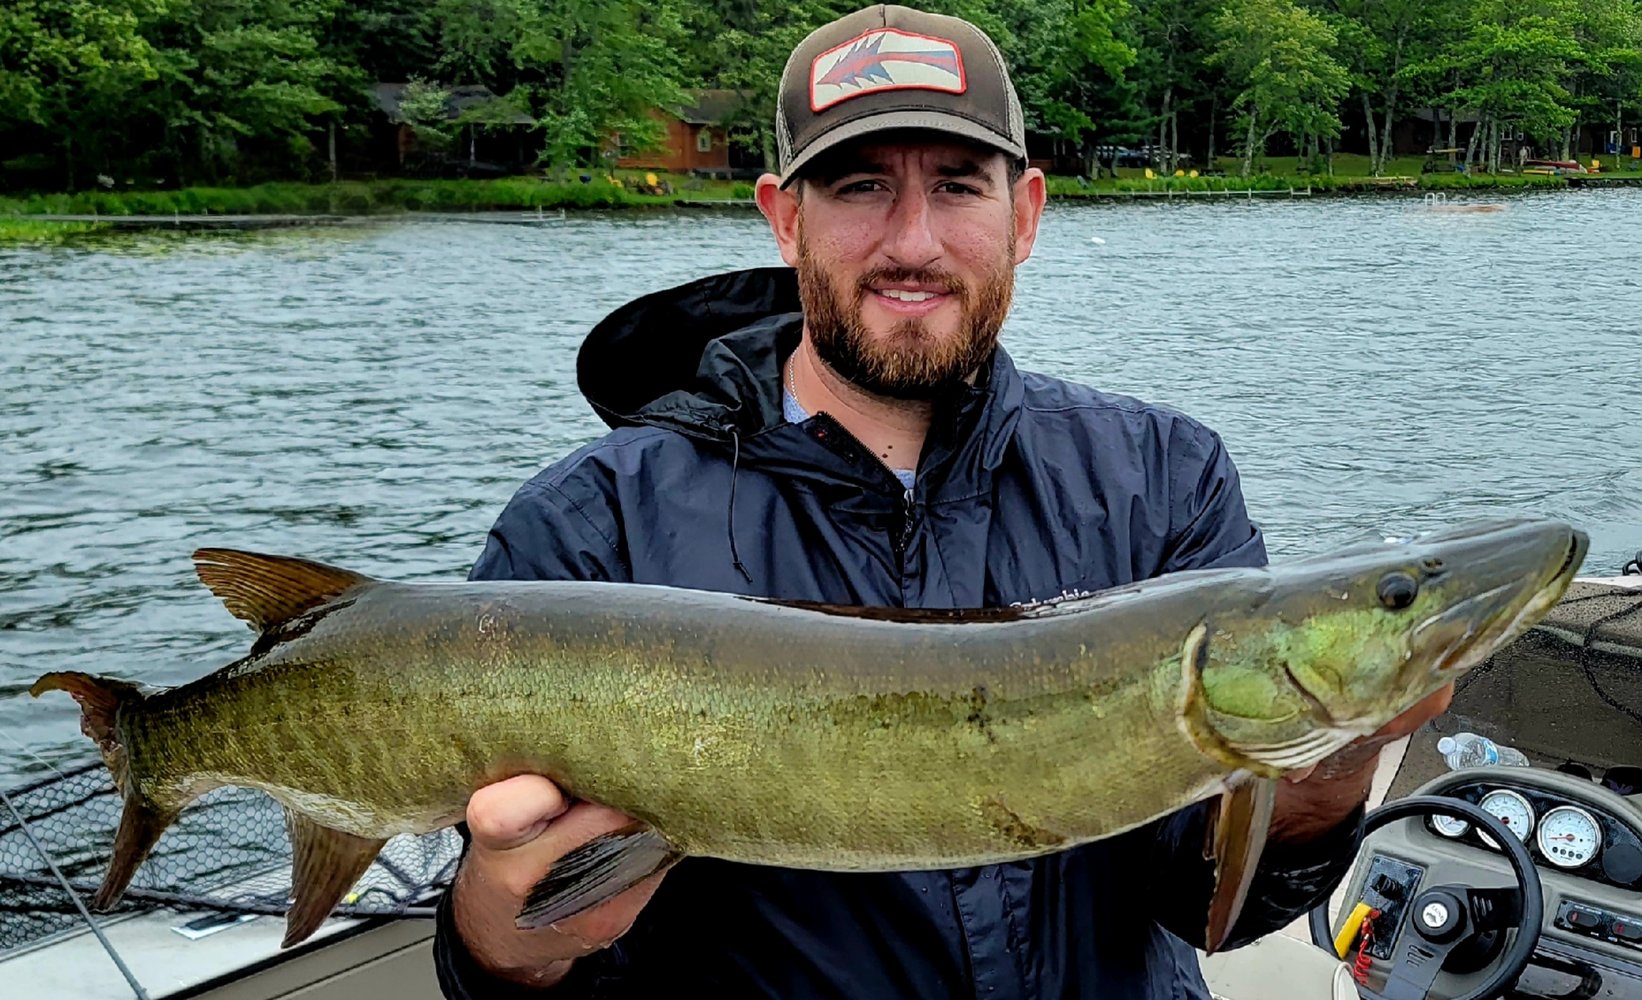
[193,548,374,634]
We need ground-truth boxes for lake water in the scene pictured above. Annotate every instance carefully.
[3,190,1641,785]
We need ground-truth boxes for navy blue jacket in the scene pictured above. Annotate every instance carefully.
[433,267,1364,999]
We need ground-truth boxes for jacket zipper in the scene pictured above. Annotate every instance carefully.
[893,487,917,561]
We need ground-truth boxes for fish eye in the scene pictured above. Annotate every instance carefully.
[1377,571,1420,610]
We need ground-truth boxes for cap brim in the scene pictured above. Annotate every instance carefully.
[779,110,1026,188]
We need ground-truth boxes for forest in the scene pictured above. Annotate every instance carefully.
[4,0,1640,191]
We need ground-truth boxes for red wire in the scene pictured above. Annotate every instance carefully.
[1352,909,1382,985]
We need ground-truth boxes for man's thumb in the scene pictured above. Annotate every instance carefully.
[466,774,571,852]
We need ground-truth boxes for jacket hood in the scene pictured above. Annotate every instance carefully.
[577,267,802,441]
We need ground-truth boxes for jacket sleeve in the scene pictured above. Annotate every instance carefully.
[434,475,635,999]
[1146,421,1367,949]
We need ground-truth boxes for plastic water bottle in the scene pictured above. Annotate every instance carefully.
[1438,732,1530,770]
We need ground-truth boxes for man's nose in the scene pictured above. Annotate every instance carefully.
[882,187,941,269]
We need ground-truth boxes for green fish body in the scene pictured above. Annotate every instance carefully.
[33,516,1587,949]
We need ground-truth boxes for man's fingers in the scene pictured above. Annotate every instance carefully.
[1375,682,1456,739]
[466,775,571,852]
[469,795,646,904]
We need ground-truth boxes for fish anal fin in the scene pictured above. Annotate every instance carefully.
[193,549,373,634]
[94,794,183,911]
[1204,777,1277,955]
[281,810,387,948]
[516,823,680,930]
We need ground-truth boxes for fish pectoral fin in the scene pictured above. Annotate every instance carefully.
[193,549,375,634]
[516,823,680,931]
[1204,777,1276,955]
[281,810,387,949]
[1223,729,1359,772]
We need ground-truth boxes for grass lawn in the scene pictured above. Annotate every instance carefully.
[0,170,751,219]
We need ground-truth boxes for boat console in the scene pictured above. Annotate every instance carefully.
[1206,575,1642,1000]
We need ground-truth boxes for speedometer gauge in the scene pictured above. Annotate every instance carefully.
[1431,813,1470,838]
[1537,806,1603,868]
[1477,789,1535,847]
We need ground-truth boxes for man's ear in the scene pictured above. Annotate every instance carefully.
[1012,166,1048,265]
[756,173,802,267]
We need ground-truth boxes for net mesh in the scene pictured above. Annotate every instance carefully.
[0,762,459,955]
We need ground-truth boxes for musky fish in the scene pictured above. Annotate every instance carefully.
[33,517,1586,951]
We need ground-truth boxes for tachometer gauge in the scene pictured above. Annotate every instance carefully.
[1430,812,1471,839]
[1476,789,1535,847]
[1537,806,1603,868]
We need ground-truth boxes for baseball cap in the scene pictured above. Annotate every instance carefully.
[775,4,1027,188]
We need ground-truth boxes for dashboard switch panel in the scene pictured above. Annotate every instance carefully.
[1359,855,1426,960]
[1555,899,1642,950]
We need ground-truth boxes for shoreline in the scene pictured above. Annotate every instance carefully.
[3,171,1638,242]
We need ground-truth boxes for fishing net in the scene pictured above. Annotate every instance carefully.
[0,761,460,956]
[1388,580,1642,797]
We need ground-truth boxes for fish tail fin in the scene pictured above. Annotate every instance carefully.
[30,671,145,795]
[30,671,187,911]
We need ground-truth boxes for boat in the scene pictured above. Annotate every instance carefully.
[4,563,1640,1000]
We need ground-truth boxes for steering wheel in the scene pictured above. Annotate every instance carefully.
[1308,795,1545,1000]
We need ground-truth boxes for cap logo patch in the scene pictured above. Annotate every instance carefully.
[809,29,967,112]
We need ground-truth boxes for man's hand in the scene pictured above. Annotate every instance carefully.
[1269,683,1456,843]
[451,775,668,989]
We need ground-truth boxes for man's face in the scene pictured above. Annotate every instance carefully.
[758,136,1047,400]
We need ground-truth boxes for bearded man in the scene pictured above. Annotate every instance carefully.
[433,5,1450,997]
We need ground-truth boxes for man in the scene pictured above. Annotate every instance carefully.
[434,5,1449,997]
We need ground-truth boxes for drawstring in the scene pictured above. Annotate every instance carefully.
[726,426,753,583]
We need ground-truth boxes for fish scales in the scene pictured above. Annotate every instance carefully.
[125,580,1232,868]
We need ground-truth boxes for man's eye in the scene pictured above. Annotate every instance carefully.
[837,180,887,194]
[938,182,980,195]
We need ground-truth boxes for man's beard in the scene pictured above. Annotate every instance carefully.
[795,224,1015,401]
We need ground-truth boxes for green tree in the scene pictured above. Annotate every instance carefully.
[1449,0,1583,168]
[424,0,689,168]
[0,0,164,188]
[1562,0,1642,160]
[685,0,851,170]
[1211,0,1351,174]
[1309,0,1431,174]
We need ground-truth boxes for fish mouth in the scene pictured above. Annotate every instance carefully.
[1419,524,1589,679]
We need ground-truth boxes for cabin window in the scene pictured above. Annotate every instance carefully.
[697,130,712,153]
